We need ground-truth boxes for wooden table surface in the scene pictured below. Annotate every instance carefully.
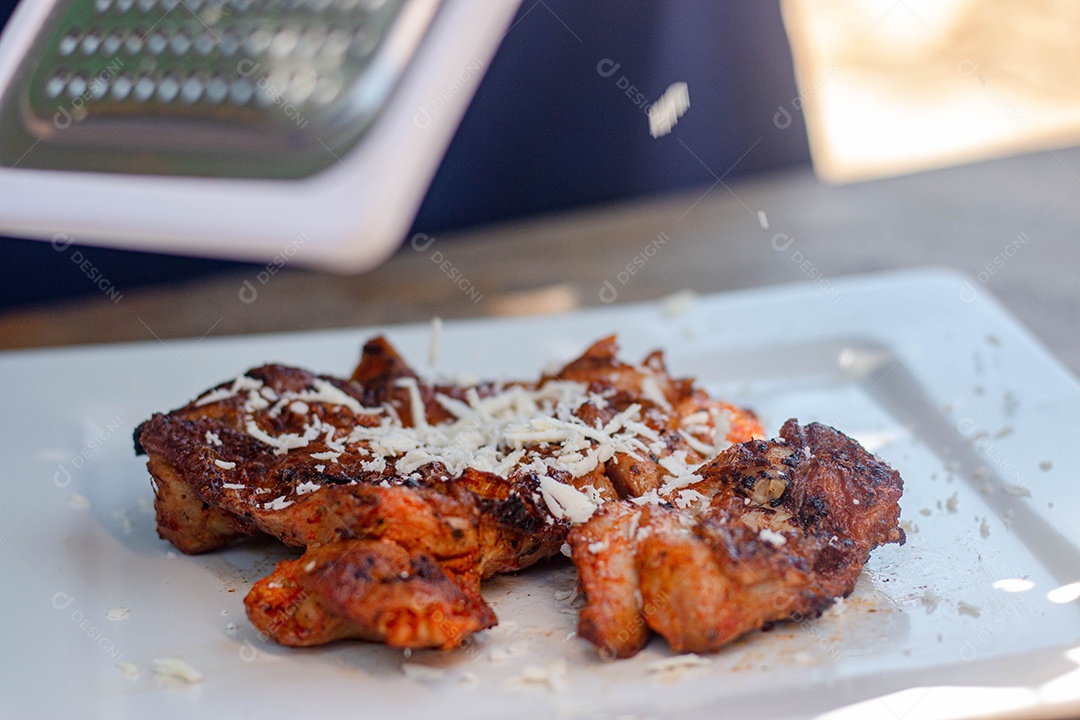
[2,145,1078,378]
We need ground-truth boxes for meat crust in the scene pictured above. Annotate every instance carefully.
[134,334,901,656]
[568,420,905,656]
[245,539,496,649]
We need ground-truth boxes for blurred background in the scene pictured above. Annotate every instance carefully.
[0,2,808,309]
[1,0,1079,369]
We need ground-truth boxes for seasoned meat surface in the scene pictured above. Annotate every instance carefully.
[568,420,905,657]
[134,334,900,655]
[245,539,496,649]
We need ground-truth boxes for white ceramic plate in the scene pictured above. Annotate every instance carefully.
[3,268,1079,720]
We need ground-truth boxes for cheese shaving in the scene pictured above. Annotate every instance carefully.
[759,528,787,546]
[538,476,600,524]
[235,365,718,525]
[152,657,202,684]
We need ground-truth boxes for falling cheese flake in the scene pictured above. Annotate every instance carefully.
[428,316,443,366]
[648,81,690,138]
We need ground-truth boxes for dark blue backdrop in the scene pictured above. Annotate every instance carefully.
[0,0,810,310]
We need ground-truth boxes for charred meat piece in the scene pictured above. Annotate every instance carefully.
[568,420,904,657]
[245,539,496,649]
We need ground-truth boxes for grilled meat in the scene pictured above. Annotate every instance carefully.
[568,420,905,658]
[245,539,496,648]
[134,334,900,656]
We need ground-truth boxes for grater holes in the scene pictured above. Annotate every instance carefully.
[269,27,299,57]
[254,67,289,106]
[101,31,125,56]
[219,31,240,56]
[320,28,350,60]
[348,27,378,58]
[66,73,88,98]
[205,75,229,103]
[88,77,110,100]
[229,77,254,105]
[295,26,326,58]
[146,32,167,55]
[243,27,274,56]
[137,0,156,13]
[285,67,316,104]
[80,31,103,56]
[124,31,145,54]
[310,71,340,105]
[115,0,135,11]
[58,31,81,57]
[180,74,206,103]
[110,73,133,100]
[94,0,112,13]
[132,75,156,101]
[156,75,180,102]
[170,31,191,55]
[194,30,216,56]
[45,72,69,99]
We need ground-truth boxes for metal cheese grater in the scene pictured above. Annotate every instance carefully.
[0,0,439,177]
[0,0,519,269]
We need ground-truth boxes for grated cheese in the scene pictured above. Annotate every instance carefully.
[759,528,787,546]
[231,361,737,525]
[116,661,139,679]
[648,81,690,138]
[539,476,599,524]
[152,657,202,684]
[106,606,130,621]
[263,496,293,511]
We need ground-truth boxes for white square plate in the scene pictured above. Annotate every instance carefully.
[3,268,1079,720]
